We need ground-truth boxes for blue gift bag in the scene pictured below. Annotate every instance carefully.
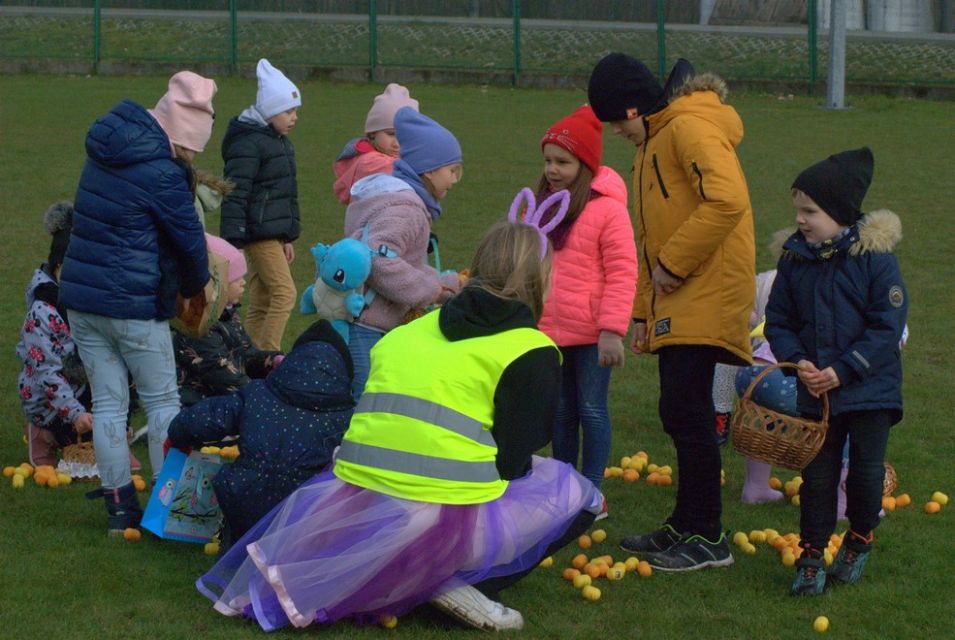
[142,448,224,543]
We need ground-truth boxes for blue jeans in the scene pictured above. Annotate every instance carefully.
[799,410,891,549]
[348,323,385,403]
[551,344,612,488]
[70,311,180,488]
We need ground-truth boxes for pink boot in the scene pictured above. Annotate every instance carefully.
[741,458,783,504]
[26,423,59,467]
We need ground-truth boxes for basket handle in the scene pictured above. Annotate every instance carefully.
[740,361,830,424]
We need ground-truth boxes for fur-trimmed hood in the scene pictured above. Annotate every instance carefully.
[648,72,742,146]
[668,72,729,104]
[194,170,233,215]
[783,209,901,261]
[850,208,902,254]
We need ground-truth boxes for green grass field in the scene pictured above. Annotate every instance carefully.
[0,74,953,640]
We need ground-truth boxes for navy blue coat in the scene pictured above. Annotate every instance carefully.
[168,324,353,540]
[60,100,209,320]
[765,210,907,423]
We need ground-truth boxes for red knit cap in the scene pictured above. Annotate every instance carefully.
[541,105,603,175]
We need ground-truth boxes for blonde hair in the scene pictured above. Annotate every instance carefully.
[173,144,198,196]
[422,164,463,200]
[468,221,551,320]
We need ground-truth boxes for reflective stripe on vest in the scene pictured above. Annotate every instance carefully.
[337,440,500,483]
[355,392,497,448]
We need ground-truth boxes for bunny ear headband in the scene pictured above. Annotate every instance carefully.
[507,187,571,259]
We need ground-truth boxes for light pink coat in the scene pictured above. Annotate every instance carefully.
[538,166,638,346]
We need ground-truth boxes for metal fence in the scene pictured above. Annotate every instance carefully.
[2,1,954,93]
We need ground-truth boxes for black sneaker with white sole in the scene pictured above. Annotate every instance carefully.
[619,523,682,554]
[644,531,734,572]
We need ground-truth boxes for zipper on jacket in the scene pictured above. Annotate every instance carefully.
[652,153,669,200]
[691,161,707,200]
[638,144,656,321]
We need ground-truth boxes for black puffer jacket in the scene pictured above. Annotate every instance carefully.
[220,110,300,247]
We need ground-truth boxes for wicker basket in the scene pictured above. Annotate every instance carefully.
[731,362,829,471]
[60,434,98,481]
[883,462,898,496]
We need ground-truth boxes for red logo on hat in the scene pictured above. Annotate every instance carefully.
[626,107,638,120]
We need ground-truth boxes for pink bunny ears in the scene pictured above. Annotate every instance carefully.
[507,188,570,259]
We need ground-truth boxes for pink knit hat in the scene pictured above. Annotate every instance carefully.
[149,71,217,153]
[364,83,419,134]
[205,233,247,283]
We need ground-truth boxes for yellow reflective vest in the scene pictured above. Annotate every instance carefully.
[334,309,557,504]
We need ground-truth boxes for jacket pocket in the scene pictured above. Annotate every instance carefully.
[652,154,669,199]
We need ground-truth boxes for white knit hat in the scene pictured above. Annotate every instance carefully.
[364,83,418,133]
[255,59,301,119]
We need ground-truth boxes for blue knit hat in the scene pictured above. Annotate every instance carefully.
[394,107,462,175]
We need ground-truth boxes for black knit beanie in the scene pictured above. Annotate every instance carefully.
[792,147,874,227]
[588,54,695,122]
[292,319,354,380]
[588,53,663,122]
[44,201,74,270]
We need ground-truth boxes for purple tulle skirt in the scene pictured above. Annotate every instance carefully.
[197,456,596,631]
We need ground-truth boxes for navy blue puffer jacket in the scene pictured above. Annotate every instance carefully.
[59,99,209,320]
[168,320,354,540]
[765,210,907,423]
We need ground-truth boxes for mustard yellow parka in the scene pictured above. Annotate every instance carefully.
[631,73,755,365]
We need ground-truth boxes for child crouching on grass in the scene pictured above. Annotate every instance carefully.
[166,319,353,547]
[765,147,907,596]
[172,234,283,407]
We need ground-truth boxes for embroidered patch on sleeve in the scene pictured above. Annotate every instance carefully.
[888,285,904,308]
[655,317,671,336]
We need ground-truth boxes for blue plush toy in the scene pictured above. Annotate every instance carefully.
[300,227,393,343]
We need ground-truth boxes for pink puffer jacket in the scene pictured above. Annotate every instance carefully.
[538,166,637,346]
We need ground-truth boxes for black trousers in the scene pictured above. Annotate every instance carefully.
[800,410,892,550]
[658,345,724,540]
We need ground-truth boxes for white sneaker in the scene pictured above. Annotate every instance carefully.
[431,584,524,631]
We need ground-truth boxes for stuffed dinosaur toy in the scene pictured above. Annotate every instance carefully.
[300,227,393,343]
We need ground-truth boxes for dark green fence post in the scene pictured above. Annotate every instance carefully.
[229,0,237,73]
[93,0,101,73]
[808,0,818,95]
[369,0,378,82]
[512,0,521,87]
[655,0,666,80]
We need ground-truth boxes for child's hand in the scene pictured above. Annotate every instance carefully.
[629,322,649,355]
[431,284,455,305]
[283,242,295,264]
[598,331,625,368]
[652,265,684,296]
[797,360,840,398]
[73,412,93,435]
